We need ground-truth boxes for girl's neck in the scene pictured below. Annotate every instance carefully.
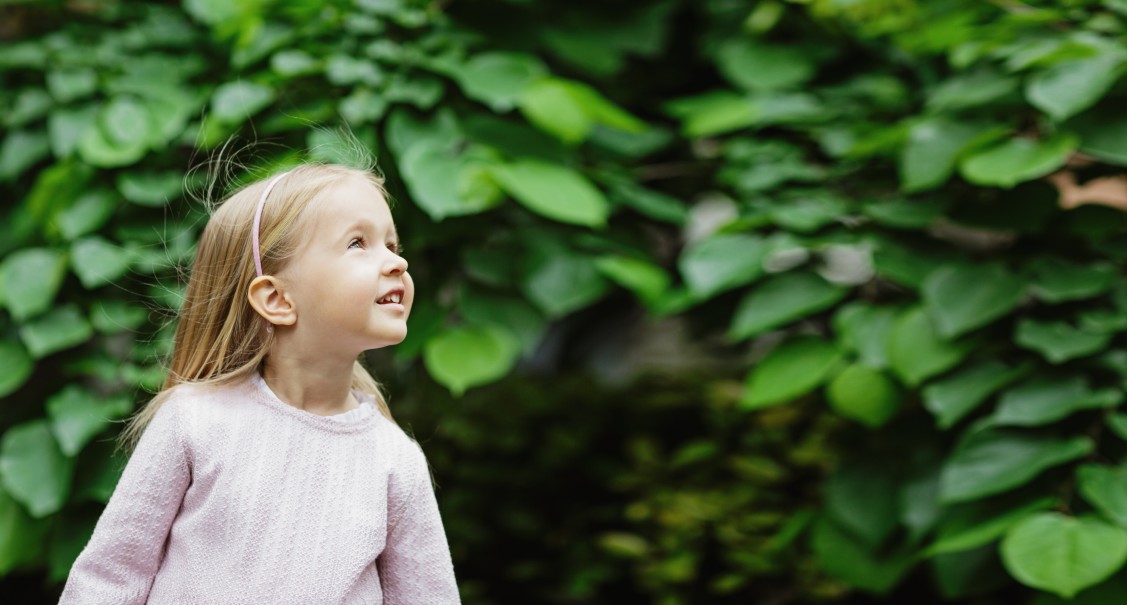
[259,356,358,416]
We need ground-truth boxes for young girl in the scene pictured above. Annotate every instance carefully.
[58,163,461,604]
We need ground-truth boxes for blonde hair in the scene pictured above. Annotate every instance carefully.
[119,163,397,452]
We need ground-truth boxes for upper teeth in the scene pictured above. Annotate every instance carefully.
[381,293,401,304]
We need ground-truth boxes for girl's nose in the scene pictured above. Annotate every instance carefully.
[384,252,408,275]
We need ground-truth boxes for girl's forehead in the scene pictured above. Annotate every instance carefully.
[308,178,393,232]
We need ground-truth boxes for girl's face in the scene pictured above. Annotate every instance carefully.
[281,176,414,353]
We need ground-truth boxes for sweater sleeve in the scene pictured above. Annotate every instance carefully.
[58,396,191,605]
[378,441,460,604]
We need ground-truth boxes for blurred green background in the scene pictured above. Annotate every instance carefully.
[3,0,1127,603]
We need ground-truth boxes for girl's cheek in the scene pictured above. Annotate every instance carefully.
[403,272,415,313]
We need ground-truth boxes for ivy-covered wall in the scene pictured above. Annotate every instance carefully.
[3,0,1127,603]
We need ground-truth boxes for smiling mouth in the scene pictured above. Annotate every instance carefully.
[376,289,404,305]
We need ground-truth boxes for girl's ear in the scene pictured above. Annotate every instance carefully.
[247,276,297,327]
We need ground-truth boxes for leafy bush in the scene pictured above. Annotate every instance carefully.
[3,0,1127,603]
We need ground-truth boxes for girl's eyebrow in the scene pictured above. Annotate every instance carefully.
[342,219,400,242]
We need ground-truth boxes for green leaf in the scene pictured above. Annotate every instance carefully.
[457,52,547,112]
[457,288,545,355]
[518,79,592,143]
[994,376,1122,427]
[270,49,320,76]
[46,69,97,103]
[49,511,97,583]
[0,130,50,182]
[1002,513,1127,599]
[741,337,843,409]
[864,198,949,229]
[100,96,151,148]
[714,39,816,92]
[1078,464,1127,528]
[0,420,74,518]
[211,81,274,123]
[522,251,609,318]
[518,78,646,144]
[833,303,899,369]
[0,340,33,398]
[825,461,900,549]
[767,193,848,233]
[922,361,1030,430]
[826,364,901,428]
[900,116,981,192]
[0,247,67,321]
[48,105,99,158]
[594,255,670,306]
[307,127,376,168]
[90,299,149,335]
[1026,54,1126,121]
[422,325,521,396]
[1071,108,1127,165]
[385,107,459,157]
[924,495,1056,557]
[728,272,848,340]
[940,429,1093,504]
[325,54,383,87]
[18,304,94,359]
[1028,258,1116,303]
[870,236,961,289]
[71,236,133,288]
[116,172,184,207]
[665,91,758,138]
[7,89,52,128]
[1015,319,1112,364]
[77,120,148,168]
[0,484,49,573]
[46,386,132,457]
[922,263,1026,338]
[959,134,1077,188]
[888,306,972,387]
[491,160,609,227]
[398,145,504,221]
[931,543,1009,599]
[927,68,1018,112]
[811,516,915,594]
[57,191,117,240]
[678,233,767,299]
[1108,414,1127,442]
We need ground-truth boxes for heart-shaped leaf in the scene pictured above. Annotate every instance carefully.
[959,134,1077,188]
[922,263,1025,338]
[1002,513,1127,599]
[888,306,972,387]
[422,326,521,397]
[0,420,74,518]
[1015,319,1112,364]
[922,361,1029,429]
[940,429,1092,504]
[491,160,610,227]
[678,233,766,299]
[1078,464,1127,528]
[728,272,847,340]
[994,375,1122,427]
[742,337,843,409]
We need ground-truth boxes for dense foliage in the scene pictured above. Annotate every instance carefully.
[3,0,1127,602]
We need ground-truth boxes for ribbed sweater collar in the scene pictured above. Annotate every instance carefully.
[245,370,378,434]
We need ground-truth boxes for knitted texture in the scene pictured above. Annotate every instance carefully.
[59,371,460,605]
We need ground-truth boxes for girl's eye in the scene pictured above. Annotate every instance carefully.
[387,242,405,256]
[348,237,364,249]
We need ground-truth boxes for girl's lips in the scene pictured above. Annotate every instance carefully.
[376,302,405,312]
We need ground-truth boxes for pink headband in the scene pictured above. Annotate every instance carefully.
[251,171,291,277]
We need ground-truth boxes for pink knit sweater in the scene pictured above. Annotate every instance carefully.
[58,371,460,604]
